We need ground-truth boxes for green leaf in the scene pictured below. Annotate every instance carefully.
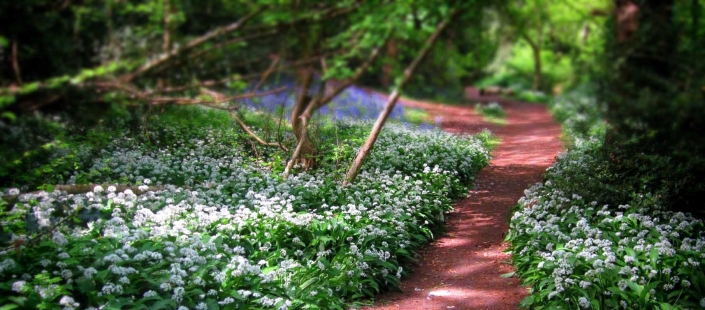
[150,298,177,309]
[299,277,317,291]
[1,111,16,122]
[0,95,16,108]
[75,279,95,293]
[107,297,135,308]
[519,295,535,307]
[19,82,40,94]
[500,271,516,278]
[42,184,55,193]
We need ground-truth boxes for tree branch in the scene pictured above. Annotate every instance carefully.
[229,110,289,152]
[344,9,458,185]
[122,7,266,82]
[282,38,388,178]
[317,36,389,108]
[11,39,22,86]
[151,86,289,105]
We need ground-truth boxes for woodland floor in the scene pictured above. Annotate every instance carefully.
[362,88,563,310]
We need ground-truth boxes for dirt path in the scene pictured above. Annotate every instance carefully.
[363,91,563,310]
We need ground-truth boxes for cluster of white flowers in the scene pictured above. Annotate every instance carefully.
[509,141,705,308]
[0,115,492,308]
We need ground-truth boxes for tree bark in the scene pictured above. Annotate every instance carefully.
[289,69,316,171]
[282,82,324,178]
[283,40,387,178]
[521,29,543,91]
[157,0,171,90]
[531,41,542,91]
[344,10,457,185]
[381,40,397,87]
[11,39,22,86]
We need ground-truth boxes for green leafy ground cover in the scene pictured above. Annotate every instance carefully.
[0,106,492,309]
[474,102,507,125]
[507,91,705,309]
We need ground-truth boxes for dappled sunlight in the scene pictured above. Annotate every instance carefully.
[367,96,562,310]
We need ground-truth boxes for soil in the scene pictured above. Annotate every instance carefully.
[361,88,563,310]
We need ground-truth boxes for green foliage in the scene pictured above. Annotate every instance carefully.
[507,42,574,90]
[598,0,705,217]
[0,106,492,309]
[549,86,605,143]
[402,108,430,125]
[476,0,609,96]
[474,102,507,125]
[507,138,705,309]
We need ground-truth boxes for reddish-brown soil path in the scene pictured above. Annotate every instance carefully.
[362,90,563,310]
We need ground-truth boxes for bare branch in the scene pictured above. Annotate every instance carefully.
[282,37,387,179]
[11,39,22,86]
[152,86,288,105]
[126,4,358,82]
[122,7,265,82]
[253,55,281,92]
[316,37,389,109]
[180,29,279,65]
[229,110,289,152]
[283,79,327,178]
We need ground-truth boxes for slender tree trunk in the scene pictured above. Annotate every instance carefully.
[522,24,543,91]
[283,81,325,178]
[291,69,312,135]
[344,10,457,185]
[11,39,22,86]
[381,40,397,87]
[158,0,171,90]
[283,39,387,179]
[531,42,542,91]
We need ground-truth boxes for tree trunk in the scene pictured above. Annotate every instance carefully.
[531,42,542,91]
[381,40,397,87]
[283,81,325,178]
[283,39,387,179]
[289,69,316,169]
[158,0,171,90]
[344,10,457,185]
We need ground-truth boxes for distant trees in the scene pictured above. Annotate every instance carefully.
[495,0,609,92]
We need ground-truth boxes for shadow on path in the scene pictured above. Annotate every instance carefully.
[363,93,563,310]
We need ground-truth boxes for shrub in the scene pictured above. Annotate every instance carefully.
[475,102,506,119]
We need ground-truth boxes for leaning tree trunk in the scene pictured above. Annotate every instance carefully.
[344,9,458,185]
[283,39,388,179]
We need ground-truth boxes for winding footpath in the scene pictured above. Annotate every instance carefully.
[364,90,563,310]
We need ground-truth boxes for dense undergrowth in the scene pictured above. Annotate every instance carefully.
[0,102,492,309]
[507,90,705,309]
